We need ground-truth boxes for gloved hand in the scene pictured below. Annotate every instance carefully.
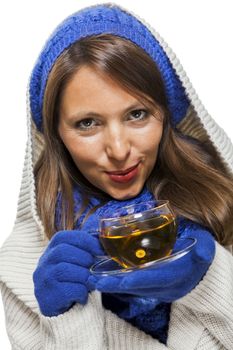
[94,225,216,302]
[33,230,104,317]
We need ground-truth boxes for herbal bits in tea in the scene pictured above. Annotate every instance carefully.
[135,249,146,258]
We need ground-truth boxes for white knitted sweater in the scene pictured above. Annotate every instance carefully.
[1,3,233,350]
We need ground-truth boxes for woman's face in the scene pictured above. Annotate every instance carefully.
[58,65,163,200]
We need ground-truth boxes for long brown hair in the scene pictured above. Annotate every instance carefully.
[34,34,233,245]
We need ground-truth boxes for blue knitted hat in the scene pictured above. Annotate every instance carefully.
[29,3,190,132]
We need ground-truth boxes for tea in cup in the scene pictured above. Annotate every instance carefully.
[99,200,177,268]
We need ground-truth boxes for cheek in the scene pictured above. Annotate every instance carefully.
[141,128,162,154]
[68,145,89,165]
[64,139,99,168]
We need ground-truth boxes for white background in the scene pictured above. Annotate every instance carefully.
[0,0,232,348]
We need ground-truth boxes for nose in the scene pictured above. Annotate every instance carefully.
[105,124,131,162]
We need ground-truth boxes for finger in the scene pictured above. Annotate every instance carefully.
[96,276,123,292]
[119,259,191,290]
[96,272,157,292]
[49,230,104,256]
[61,282,88,305]
[86,275,98,291]
[192,237,216,264]
[48,244,94,267]
[95,274,165,296]
[181,228,216,264]
[52,262,90,284]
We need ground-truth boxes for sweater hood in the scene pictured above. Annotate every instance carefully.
[0,2,233,313]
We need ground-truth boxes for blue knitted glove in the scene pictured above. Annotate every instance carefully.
[94,226,216,302]
[33,230,104,317]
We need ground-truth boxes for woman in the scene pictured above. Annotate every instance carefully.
[0,3,233,349]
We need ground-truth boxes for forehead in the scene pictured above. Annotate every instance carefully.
[60,65,146,115]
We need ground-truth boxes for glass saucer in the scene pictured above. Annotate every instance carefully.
[90,237,197,276]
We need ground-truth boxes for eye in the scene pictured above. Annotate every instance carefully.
[74,118,97,130]
[128,109,149,121]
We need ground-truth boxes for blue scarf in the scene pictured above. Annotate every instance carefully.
[56,185,172,344]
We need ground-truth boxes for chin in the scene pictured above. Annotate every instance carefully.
[107,184,144,201]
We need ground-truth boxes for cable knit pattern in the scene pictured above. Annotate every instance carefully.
[0,2,233,350]
[29,3,189,131]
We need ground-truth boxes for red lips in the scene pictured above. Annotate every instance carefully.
[107,163,139,175]
[106,163,140,183]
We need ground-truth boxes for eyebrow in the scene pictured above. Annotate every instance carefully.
[68,102,145,121]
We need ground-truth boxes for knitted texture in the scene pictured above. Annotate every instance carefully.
[55,185,172,342]
[102,293,171,344]
[130,302,171,344]
[32,229,104,317]
[1,3,233,349]
[29,3,189,132]
[55,186,214,344]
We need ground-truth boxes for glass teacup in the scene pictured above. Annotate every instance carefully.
[99,200,177,268]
